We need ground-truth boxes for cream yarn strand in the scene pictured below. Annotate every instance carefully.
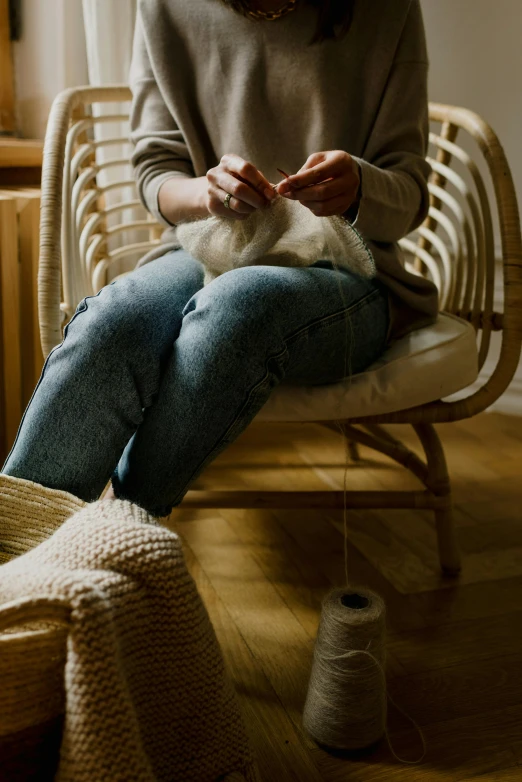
[301,258,428,765]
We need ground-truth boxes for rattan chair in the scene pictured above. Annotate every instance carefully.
[38,86,522,579]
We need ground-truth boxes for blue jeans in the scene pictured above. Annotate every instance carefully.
[2,250,389,516]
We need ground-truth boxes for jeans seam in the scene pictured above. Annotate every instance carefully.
[285,289,380,347]
[2,288,107,470]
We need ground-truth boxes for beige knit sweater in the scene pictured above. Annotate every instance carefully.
[0,499,259,782]
[130,0,439,342]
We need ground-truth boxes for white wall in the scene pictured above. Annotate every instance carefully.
[13,0,88,139]
[421,0,522,214]
[421,0,522,415]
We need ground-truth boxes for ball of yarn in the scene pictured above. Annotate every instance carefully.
[175,196,376,286]
[302,585,387,752]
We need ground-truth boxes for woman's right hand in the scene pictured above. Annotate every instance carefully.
[205,154,277,220]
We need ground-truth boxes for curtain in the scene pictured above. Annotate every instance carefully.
[13,0,88,139]
[82,0,139,278]
[82,0,137,87]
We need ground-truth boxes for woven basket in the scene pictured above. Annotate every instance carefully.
[0,549,71,779]
[0,529,252,782]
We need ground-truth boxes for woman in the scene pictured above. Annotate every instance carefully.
[1,0,437,520]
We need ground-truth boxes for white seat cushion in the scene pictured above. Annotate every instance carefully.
[255,313,479,422]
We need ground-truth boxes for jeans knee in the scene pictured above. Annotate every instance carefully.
[60,279,175,368]
[183,266,295,336]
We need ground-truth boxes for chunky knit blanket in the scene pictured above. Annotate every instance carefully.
[0,498,259,782]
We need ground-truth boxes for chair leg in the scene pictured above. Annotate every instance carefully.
[433,508,461,576]
[348,440,361,462]
[413,423,461,576]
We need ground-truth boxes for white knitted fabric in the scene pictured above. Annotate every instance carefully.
[176,195,376,285]
[0,495,259,782]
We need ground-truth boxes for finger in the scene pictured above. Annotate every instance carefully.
[211,187,252,219]
[276,172,336,197]
[214,176,259,212]
[216,171,269,211]
[281,176,348,202]
[285,159,345,190]
[221,154,274,203]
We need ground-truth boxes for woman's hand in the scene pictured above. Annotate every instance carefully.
[276,150,361,218]
[206,154,276,220]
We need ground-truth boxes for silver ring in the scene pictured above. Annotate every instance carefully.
[223,193,232,209]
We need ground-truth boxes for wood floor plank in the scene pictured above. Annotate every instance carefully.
[511,741,522,767]
[175,529,325,782]
[311,703,521,781]
[220,508,407,678]
[324,506,522,595]
[387,611,522,675]
[457,496,522,525]
[324,507,446,594]
[468,769,522,781]
[170,513,319,750]
[409,575,522,627]
[311,702,522,781]
[312,747,519,782]
[386,703,522,779]
[272,507,428,634]
[219,507,331,640]
[455,412,522,443]
[387,652,522,726]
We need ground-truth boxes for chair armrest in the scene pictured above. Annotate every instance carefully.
[38,86,132,357]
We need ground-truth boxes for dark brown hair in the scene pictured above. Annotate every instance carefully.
[220,0,355,45]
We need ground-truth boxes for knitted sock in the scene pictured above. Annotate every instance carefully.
[0,474,86,564]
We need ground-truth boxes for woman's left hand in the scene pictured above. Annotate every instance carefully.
[275,150,361,217]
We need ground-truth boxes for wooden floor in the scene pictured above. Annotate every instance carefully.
[165,412,522,782]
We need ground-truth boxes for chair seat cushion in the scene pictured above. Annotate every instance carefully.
[256,313,479,422]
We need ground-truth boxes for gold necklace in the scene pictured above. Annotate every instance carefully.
[245,0,298,22]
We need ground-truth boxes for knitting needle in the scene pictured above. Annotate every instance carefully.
[276,167,335,196]
[275,167,296,197]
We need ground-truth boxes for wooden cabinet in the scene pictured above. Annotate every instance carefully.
[0,0,15,135]
[0,139,43,188]
[0,188,43,464]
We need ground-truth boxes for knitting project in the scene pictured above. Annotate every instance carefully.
[176,195,376,285]
[0,496,259,782]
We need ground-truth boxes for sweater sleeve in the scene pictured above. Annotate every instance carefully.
[350,0,431,243]
[129,6,195,225]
